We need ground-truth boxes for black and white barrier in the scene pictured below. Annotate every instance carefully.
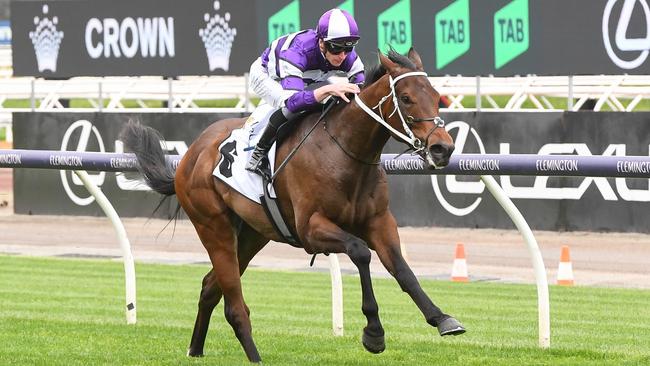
[2,149,650,178]
[7,149,650,348]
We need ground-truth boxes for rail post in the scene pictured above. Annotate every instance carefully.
[73,170,137,324]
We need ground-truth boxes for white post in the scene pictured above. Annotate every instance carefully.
[74,170,137,325]
[328,254,344,336]
[98,80,103,112]
[568,75,574,111]
[480,175,550,348]
[30,78,36,111]
[168,77,173,112]
[5,124,12,143]
[476,75,481,111]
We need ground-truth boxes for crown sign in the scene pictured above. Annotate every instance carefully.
[29,4,64,72]
[199,1,237,72]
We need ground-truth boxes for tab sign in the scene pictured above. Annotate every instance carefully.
[435,0,470,69]
[267,0,300,44]
[494,0,529,69]
[377,0,412,55]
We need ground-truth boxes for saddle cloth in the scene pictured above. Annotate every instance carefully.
[212,104,278,204]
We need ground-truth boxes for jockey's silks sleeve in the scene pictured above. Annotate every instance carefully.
[260,30,365,113]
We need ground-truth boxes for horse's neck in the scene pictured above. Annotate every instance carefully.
[328,78,393,162]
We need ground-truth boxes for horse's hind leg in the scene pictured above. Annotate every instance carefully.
[188,223,268,357]
[188,216,264,363]
[304,213,385,353]
[187,269,219,357]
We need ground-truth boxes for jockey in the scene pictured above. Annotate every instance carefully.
[245,8,365,175]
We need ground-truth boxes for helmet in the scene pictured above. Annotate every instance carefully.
[317,9,360,46]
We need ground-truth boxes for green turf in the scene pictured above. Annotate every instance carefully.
[1,255,649,365]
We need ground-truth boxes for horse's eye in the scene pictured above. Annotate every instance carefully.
[400,95,412,104]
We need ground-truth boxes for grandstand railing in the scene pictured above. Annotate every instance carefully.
[2,74,649,113]
[2,45,650,142]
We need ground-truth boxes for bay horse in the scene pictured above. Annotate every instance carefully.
[121,48,464,363]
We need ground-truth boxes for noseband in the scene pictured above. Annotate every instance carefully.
[354,71,445,152]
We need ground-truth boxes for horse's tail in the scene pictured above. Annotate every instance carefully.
[119,120,176,196]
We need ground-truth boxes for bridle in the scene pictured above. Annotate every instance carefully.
[274,71,448,177]
[354,71,445,153]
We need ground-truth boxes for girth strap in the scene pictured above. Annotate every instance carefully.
[260,176,301,247]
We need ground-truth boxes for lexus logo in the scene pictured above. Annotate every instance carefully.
[60,120,106,206]
[431,121,486,216]
[602,0,650,69]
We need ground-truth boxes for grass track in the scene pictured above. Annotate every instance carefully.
[1,255,649,365]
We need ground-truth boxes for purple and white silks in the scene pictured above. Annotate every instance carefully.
[251,29,364,113]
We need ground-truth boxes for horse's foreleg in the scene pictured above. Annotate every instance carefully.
[304,213,385,353]
[367,212,466,337]
[188,223,268,357]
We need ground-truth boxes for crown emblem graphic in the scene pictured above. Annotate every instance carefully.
[29,4,64,73]
[199,1,237,72]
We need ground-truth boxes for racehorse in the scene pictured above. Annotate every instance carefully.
[121,48,464,363]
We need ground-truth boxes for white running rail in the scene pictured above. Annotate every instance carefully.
[73,170,137,325]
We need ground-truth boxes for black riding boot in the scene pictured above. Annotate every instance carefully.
[245,108,289,175]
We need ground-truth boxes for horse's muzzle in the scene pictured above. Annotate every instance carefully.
[425,143,455,169]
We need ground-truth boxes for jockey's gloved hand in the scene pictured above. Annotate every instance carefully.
[314,82,360,103]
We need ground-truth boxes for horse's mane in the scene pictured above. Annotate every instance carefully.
[363,50,417,88]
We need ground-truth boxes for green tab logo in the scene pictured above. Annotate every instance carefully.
[494,0,529,69]
[268,0,301,44]
[338,0,354,16]
[377,0,412,55]
[435,0,470,69]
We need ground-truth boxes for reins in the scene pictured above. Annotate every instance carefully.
[270,99,338,181]
[323,103,381,165]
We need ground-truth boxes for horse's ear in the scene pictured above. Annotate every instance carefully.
[378,50,397,72]
[407,47,424,71]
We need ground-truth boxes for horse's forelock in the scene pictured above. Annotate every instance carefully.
[363,50,418,89]
[387,50,417,71]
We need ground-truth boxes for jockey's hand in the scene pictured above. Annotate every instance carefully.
[314,83,361,103]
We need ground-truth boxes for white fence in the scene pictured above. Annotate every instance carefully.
[3,44,650,142]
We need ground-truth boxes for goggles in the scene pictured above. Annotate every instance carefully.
[325,39,358,55]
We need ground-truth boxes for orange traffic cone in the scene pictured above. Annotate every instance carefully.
[557,245,574,286]
[451,243,469,282]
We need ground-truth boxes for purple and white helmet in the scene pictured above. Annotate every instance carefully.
[317,9,360,46]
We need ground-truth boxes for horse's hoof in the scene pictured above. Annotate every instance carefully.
[186,349,204,357]
[437,317,466,336]
[362,331,386,354]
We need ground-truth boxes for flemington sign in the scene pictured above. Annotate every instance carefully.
[11,0,650,77]
[8,111,650,232]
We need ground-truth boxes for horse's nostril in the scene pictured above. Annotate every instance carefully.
[429,144,455,159]
[429,144,447,156]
